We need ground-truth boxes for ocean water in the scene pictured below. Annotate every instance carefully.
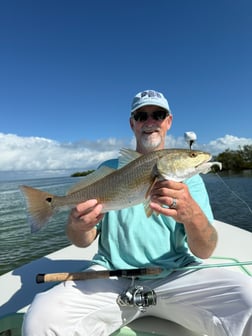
[0,173,252,276]
[0,176,80,275]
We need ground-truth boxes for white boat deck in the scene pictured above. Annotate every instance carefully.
[0,220,251,336]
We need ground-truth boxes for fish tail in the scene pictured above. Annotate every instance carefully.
[20,185,56,233]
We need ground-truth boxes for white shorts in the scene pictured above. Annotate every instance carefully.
[22,265,252,336]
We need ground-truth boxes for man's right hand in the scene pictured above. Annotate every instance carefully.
[66,199,104,247]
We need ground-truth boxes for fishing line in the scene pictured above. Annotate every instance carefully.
[214,172,252,215]
[175,261,252,276]
[184,132,252,215]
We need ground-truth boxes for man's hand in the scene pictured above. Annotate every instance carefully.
[150,180,196,223]
[150,180,218,259]
[66,199,104,247]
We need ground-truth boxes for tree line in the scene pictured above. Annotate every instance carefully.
[71,170,94,177]
[213,145,252,171]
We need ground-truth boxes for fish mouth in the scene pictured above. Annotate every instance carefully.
[195,155,212,168]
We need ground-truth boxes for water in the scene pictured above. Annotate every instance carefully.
[204,171,252,232]
[0,176,81,275]
[0,173,252,276]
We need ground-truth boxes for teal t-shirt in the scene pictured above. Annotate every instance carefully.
[92,159,214,278]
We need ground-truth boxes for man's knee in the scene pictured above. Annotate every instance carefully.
[22,292,63,335]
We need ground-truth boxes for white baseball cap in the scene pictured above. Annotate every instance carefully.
[131,90,170,114]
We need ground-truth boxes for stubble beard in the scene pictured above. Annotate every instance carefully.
[140,132,162,151]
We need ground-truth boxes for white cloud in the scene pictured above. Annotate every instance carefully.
[0,133,131,179]
[200,135,252,156]
[0,132,251,180]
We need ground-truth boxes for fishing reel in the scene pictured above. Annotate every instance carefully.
[117,278,157,312]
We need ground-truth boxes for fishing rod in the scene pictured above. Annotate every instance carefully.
[36,261,252,284]
[36,267,162,283]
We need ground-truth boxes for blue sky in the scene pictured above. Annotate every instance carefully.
[0,0,252,178]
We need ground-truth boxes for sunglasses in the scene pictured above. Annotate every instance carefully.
[131,110,169,122]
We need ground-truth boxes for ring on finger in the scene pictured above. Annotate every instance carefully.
[169,198,177,209]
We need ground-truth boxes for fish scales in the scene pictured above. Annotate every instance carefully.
[53,152,158,211]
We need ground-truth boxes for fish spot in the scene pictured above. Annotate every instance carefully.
[46,197,52,203]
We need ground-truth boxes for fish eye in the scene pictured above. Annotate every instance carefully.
[189,152,197,158]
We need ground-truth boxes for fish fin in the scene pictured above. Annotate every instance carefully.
[145,177,158,199]
[118,148,142,168]
[20,185,56,233]
[144,177,160,217]
[67,166,115,194]
[144,198,153,217]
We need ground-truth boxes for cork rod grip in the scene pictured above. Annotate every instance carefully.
[36,267,163,283]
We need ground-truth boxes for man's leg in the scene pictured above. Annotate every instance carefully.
[22,273,140,336]
[147,268,252,336]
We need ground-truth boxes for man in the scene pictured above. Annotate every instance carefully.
[23,90,252,335]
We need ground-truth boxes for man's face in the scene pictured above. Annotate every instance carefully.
[130,105,172,154]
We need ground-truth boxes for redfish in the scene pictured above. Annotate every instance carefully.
[20,148,221,233]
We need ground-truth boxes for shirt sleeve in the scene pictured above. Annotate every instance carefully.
[185,174,214,223]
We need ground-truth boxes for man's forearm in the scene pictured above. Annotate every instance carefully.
[184,210,218,259]
[66,225,98,248]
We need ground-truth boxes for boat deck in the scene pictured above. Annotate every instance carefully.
[0,220,251,336]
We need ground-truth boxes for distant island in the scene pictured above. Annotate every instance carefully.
[71,145,252,177]
[71,170,94,177]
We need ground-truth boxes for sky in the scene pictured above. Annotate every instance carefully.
[0,0,252,180]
